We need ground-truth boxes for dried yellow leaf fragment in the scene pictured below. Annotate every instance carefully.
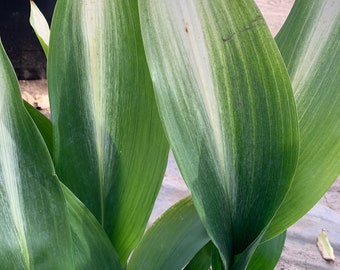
[317,229,335,262]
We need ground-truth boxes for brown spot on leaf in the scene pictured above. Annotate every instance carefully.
[185,22,189,33]
[222,33,236,43]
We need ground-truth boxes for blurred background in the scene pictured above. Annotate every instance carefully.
[0,0,56,79]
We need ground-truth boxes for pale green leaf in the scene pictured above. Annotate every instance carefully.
[48,0,169,263]
[265,0,340,239]
[128,197,210,270]
[139,0,299,266]
[0,41,74,269]
[29,0,50,56]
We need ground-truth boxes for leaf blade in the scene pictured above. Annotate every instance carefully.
[139,0,299,265]
[0,41,74,269]
[128,197,210,270]
[266,0,340,239]
[184,242,212,270]
[48,0,169,263]
[62,184,123,270]
[23,101,53,155]
[246,231,286,269]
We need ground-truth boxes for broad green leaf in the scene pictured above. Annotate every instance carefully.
[265,0,340,239]
[139,0,299,266]
[128,197,210,270]
[62,184,123,269]
[0,41,74,268]
[48,0,169,263]
[29,0,50,56]
[245,231,286,269]
[23,100,53,155]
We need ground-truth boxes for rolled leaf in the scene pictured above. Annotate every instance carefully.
[128,197,210,270]
[0,41,74,268]
[48,0,169,263]
[139,0,299,266]
[265,0,340,239]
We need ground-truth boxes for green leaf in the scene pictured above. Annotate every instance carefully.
[184,225,285,270]
[185,242,212,270]
[29,0,50,56]
[48,0,169,263]
[230,229,266,270]
[212,246,224,270]
[23,100,53,155]
[0,41,74,268]
[265,0,340,239]
[62,184,123,270]
[246,231,286,269]
[17,102,122,269]
[128,197,210,270]
[139,0,299,266]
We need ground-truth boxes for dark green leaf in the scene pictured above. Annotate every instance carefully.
[246,231,286,269]
[231,230,265,270]
[185,242,212,270]
[212,246,224,270]
[139,0,299,266]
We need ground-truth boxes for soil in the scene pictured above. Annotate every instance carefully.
[20,79,50,118]
[15,0,340,269]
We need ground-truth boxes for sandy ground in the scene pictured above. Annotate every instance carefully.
[17,0,340,269]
